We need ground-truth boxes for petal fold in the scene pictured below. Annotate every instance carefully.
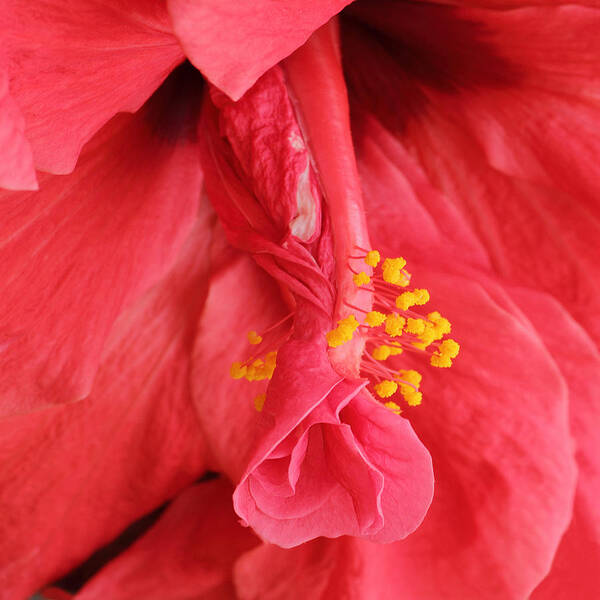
[74,480,259,600]
[0,65,203,415]
[167,0,353,100]
[2,0,184,177]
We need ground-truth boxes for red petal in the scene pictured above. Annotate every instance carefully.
[343,0,600,344]
[3,0,184,177]
[192,247,290,481]
[234,538,364,599]
[74,480,259,600]
[354,122,577,597]
[167,0,353,100]
[0,67,203,415]
[0,218,210,598]
[0,66,36,190]
[514,292,600,599]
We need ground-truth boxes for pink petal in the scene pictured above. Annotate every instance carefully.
[353,123,577,597]
[0,67,203,415]
[74,480,259,600]
[3,0,185,177]
[193,244,432,547]
[0,66,36,190]
[232,338,432,547]
[514,291,600,599]
[0,218,210,599]
[167,0,353,100]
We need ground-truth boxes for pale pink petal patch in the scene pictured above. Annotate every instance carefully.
[2,0,185,177]
[74,479,259,600]
[0,66,36,190]
[167,0,353,100]
[0,217,211,599]
[0,67,203,415]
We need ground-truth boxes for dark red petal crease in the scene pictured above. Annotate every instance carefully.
[73,480,259,600]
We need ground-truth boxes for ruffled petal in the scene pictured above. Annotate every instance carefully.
[0,217,210,599]
[73,479,259,600]
[167,0,353,100]
[2,0,184,177]
[0,65,203,415]
[231,337,432,547]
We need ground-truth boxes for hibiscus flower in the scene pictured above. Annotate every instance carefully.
[1,1,598,600]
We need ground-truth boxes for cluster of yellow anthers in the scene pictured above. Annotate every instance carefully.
[329,248,460,413]
[230,330,277,412]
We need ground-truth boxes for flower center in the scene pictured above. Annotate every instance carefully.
[326,248,460,414]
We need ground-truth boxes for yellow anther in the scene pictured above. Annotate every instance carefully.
[405,318,426,335]
[396,272,411,287]
[385,313,405,337]
[339,315,360,332]
[439,339,460,358]
[353,271,371,287]
[383,257,407,272]
[230,362,247,380]
[388,345,404,356]
[365,311,386,327]
[247,330,263,345]
[396,291,416,311]
[246,358,266,381]
[427,311,451,336]
[374,380,398,398]
[412,323,436,349]
[326,315,359,348]
[404,390,423,406]
[431,353,453,368]
[398,369,422,387]
[253,393,266,412]
[326,329,346,348]
[365,250,381,267]
[384,401,402,414]
[412,289,430,306]
[372,345,391,360]
[432,318,451,337]
[265,351,277,368]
